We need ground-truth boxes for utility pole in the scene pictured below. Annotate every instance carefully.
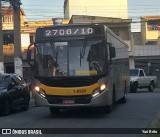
[0,0,4,73]
[10,0,23,77]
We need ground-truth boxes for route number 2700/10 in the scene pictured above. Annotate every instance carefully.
[45,28,94,36]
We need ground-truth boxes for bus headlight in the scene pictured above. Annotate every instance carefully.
[100,84,106,91]
[92,84,107,97]
[34,86,46,98]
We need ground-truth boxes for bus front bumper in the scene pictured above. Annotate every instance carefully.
[33,90,112,108]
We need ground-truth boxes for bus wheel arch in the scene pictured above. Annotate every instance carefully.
[119,81,127,103]
[102,84,116,114]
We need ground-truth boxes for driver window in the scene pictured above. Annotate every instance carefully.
[44,42,52,55]
[139,70,144,77]
[88,43,100,61]
[87,42,103,74]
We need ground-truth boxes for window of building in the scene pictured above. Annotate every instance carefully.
[2,16,13,23]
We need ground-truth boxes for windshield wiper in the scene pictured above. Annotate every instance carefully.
[80,39,87,66]
[54,48,67,76]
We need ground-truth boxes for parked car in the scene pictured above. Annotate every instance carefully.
[130,68,157,93]
[0,73,30,116]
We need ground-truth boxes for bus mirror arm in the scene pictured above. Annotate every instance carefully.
[27,43,34,69]
[79,38,87,67]
[27,49,31,60]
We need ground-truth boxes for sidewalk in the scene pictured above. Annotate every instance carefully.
[137,88,160,93]
[155,88,160,92]
[29,91,35,108]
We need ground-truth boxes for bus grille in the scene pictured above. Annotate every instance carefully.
[46,95,92,104]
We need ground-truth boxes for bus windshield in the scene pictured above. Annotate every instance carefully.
[34,39,106,77]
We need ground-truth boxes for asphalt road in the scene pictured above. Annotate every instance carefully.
[0,89,160,137]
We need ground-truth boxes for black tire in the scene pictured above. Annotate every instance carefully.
[100,105,113,114]
[21,96,30,111]
[105,105,113,113]
[2,100,10,116]
[119,83,127,103]
[132,82,138,93]
[49,107,60,115]
[148,82,155,92]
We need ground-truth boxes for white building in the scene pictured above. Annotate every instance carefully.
[64,0,128,19]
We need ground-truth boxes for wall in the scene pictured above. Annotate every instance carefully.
[64,0,128,19]
[141,17,146,45]
[146,30,160,40]
[21,34,30,49]
[141,16,160,45]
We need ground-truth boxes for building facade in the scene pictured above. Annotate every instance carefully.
[2,7,69,81]
[69,15,133,51]
[64,0,135,69]
[64,0,128,19]
[141,16,160,45]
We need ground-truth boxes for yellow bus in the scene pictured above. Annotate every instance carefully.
[27,24,130,114]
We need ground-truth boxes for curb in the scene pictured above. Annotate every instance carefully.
[29,91,35,108]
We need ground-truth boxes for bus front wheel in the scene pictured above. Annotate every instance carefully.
[49,107,60,115]
[102,105,113,114]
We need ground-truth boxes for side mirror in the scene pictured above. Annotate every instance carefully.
[110,47,116,58]
[27,49,31,61]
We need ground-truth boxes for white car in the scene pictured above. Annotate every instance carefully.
[130,68,157,93]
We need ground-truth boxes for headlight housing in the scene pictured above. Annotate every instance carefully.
[92,84,107,97]
[34,86,46,98]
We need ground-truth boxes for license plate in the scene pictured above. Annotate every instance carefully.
[63,100,75,104]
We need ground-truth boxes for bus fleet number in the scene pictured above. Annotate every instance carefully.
[45,28,93,36]
[73,89,86,94]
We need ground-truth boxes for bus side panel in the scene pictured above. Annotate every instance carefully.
[106,31,130,102]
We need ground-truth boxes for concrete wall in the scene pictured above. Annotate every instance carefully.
[64,0,128,19]
[132,32,142,45]
[132,45,160,57]
[130,45,160,87]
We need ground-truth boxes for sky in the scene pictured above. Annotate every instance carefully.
[19,0,160,32]
[21,0,65,20]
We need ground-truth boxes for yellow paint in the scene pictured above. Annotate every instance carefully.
[141,16,160,44]
[76,70,97,75]
[40,83,99,96]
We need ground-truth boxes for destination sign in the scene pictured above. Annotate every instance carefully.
[44,26,99,37]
